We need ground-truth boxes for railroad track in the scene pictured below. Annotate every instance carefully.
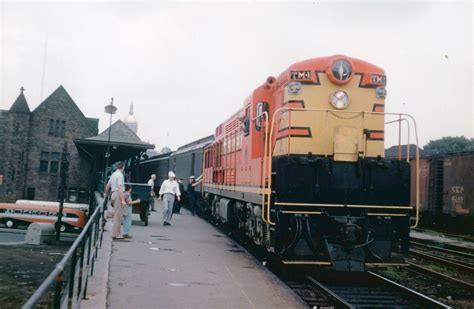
[410,237,474,256]
[407,240,474,293]
[411,241,474,264]
[286,271,449,308]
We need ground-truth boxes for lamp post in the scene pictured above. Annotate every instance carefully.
[104,98,117,184]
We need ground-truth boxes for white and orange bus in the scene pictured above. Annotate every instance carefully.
[0,202,88,232]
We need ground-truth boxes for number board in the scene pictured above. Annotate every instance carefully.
[371,74,386,85]
[290,71,312,81]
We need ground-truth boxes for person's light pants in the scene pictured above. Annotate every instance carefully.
[163,194,175,224]
[123,206,132,235]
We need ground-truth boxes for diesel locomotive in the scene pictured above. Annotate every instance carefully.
[201,55,420,271]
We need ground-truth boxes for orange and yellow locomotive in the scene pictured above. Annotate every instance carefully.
[203,55,418,271]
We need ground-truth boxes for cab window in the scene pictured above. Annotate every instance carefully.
[243,106,250,136]
[255,102,268,131]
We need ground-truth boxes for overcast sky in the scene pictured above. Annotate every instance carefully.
[1,1,472,151]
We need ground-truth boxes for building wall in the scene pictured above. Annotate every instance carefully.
[0,87,98,203]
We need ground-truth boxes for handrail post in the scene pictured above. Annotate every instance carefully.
[83,227,92,298]
[261,111,269,224]
[77,234,86,301]
[54,270,64,308]
[68,248,77,307]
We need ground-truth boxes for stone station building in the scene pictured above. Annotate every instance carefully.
[0,86,98,203]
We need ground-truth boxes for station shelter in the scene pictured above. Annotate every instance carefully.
[74,120,154,193]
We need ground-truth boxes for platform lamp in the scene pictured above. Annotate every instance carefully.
[104,98,117,186]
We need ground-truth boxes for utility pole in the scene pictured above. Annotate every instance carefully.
[56,142,69,241]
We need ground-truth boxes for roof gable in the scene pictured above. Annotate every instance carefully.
[9,90,30,114]
[82,119,152,147]
[33,85,86,119]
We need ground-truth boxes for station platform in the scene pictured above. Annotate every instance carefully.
[101,199,305,308]
[411,230,474,250]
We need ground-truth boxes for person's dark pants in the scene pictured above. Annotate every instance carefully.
[173,199,182,213]
[188,196,196,215]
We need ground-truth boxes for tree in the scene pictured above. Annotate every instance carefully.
[423,136,474,155]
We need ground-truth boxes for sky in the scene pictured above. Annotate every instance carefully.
[1,1,473,151]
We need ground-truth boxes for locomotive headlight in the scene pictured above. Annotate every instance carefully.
[376,86,387,99]
[330,90,350,109]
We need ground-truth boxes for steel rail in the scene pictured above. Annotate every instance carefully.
[411,240,474,259]
[407,262,474,293]
[299,272,450,308]
[367,271,451,308]
[410,249,474,273]
[305,275,352,308]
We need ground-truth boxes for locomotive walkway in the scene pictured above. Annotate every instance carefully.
[82,198,304,308]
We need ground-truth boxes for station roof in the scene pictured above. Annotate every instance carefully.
[74,119,154,162]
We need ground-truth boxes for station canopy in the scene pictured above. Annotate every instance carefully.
[74,119,154,164]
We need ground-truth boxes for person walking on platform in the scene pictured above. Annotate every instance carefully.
[122,184,141,238]
[104,162,127,240]
[159,171,181,226]
[148,174,157,212]
[187,175,202,216]
[174,178,185,214]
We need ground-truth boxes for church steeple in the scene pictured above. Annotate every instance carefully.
[9,87,31,114]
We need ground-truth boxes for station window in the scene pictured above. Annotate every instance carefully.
[50,152,60,174]
[48,120,55,135]
[48,119,66,137]
[27,188,35,200]
[60,121,66,137]
[40,152,49,173]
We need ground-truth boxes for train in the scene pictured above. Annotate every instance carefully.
[140,55,421,271]
[412,152,474,232]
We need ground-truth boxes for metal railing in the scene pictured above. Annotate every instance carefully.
[23,192,106,308]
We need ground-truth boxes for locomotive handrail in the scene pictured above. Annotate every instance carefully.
[264,107,420,228]
[385,118,411,163]
[260,111,271,224]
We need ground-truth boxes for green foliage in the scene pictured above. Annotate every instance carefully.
[423,136,474,155]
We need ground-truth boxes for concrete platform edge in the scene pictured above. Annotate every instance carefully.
[80,222,112,309]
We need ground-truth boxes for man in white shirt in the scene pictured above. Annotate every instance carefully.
[159,171,181,226]
[105,162,127,240]
[147,174,156,212]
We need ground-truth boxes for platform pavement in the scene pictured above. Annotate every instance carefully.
[86,198,305,309]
